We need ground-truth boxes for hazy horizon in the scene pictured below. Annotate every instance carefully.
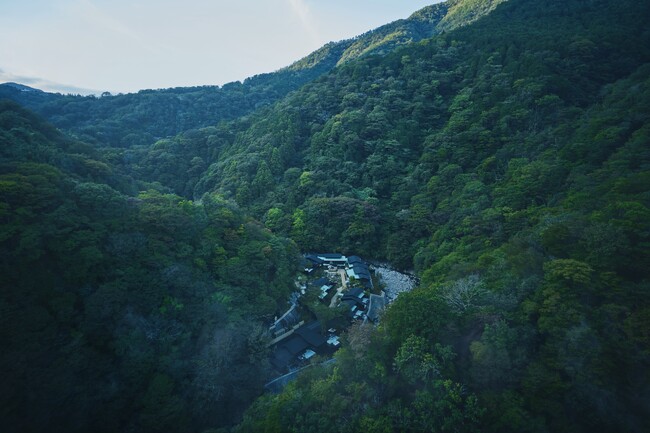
[0,0,441,95]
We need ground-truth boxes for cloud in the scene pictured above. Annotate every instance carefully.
[286,0,320,43]
[0,68,100,95]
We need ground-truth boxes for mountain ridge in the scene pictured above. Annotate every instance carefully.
[0,0,507,148]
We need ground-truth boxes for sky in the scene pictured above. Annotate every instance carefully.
[0,0,442,95]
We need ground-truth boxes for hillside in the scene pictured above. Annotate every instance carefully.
[1,0,650,432]
[0,100,299,431]
[0,1,499,150]
[208,0,648,431]
[189,0,650,263]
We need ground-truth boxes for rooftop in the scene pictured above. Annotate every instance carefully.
[295,321,327,348]
[367,293,387,322]
[347,255,365,264]
[346,287,365,299]
[317,253,346,259]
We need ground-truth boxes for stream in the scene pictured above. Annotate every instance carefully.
[371,264,419,303]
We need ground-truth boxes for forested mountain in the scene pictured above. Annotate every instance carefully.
[2,0,650,432]
[0,0,497,151]
[210,0,648,431]
[175,0,650,265]
[0,100,300,431]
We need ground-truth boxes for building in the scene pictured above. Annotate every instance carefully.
[342,287,365,301]
[304,254,325,267]
[309,253,374,288]
[270,335,309,370]
[340,256,373,289]
[341,287,367,319]
[314,253,348,266]
[272,253,376,371]
[270,321,330,372]
[347,256,365,265]
[269,304,301,337]
[367,292,387,323]
[309,277,335,300]
[295,321,327,348]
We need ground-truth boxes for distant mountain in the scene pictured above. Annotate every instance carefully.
[286,0,507,70]
[0,1,505,148]
[285,2,450,71]
[0,82,44,93]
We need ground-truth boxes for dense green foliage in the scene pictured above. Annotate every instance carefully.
[0,101,300,432]
[2,0,650,431]
[188,0,650,263]
[437,0,507,30]
[0,0,477,152]
[230,0,650,431]
[0,75,320,149]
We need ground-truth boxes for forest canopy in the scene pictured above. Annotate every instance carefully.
[1,0,649,432]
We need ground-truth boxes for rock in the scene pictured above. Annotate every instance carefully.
[373,266,417,302]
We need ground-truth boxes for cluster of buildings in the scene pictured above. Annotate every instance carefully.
[268,253,387,373]
[304,253,374,290]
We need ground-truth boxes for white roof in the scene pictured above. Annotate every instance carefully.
[327,335,340,346]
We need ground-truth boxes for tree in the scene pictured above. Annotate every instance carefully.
[441,274,487,315]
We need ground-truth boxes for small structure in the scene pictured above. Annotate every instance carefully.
[310,277,335,301]
[314,253,348,266]
[270,321,329,372]
[367,292,387,323]
[341,287,367,319]
[343,287,364,299]
[347,256,366,266]
[299,349,316,360]
[269,304,301,337]
[305,254,325,267]
[345,257,373,289]
[270,335,310,370]
[295,321,328,349]
[311,277,333,289]
[327,335,340,347]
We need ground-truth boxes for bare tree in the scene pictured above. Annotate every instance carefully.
[442,274,486,314]
[347,322,375,359]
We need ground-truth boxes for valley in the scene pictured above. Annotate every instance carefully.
[1,0,649,432]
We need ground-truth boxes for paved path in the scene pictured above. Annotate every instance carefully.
[329,269,348,307]
[265,358,337,393]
